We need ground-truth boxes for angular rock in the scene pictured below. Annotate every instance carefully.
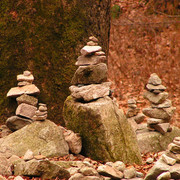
[79,166,98,176]
[97,165,123,179]
[0,155,12,176]
[163,107,176,117]
[146,84,166,91]
[0,120,69,157]
[162,154,176,165]
[95,51,105,56]
[134,113,145,124]
[123,167,136,179]
[168,143,180,154]
[14,159,70,179]
[6,116,33,131]
[148,73,162,85]
[0,125,12,137]
[147,118,164,125]
[16,94,38,106]
[71,63,107,85]
[17,74,34,82]
[75,55,106,66]
[23,149,34,161]
[18,81,31,87]
[32,115,47,121]
[142,108,171,120]
[150,123,170,135]
[80,46,102,56]
[165,151,180,163]
[151,100,172,109]
[16,103,37,119]
[128,118,138,132]
[7,84,40,97]
[69,82,111,102]
[126,108,140,118]
[89,36,98,42]
[137,126,180,153]
[63,96,142,164]
[9,155,22,164]
[112,161,126,172]
[157,171,171,180]
[64,130,82,154]
[87,41,98,46]
[143,91,168,104]
[146,157,154,164]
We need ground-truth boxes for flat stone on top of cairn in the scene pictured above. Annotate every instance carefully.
[143,73,176,134]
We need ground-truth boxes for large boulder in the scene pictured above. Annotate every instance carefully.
[63,96,142,164]
[0,120,69,157]
[137,126,180,153]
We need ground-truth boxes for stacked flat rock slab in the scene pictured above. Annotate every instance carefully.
[145,137,180,180]
[32,103,48,121]
[143,73,176,135]
[126,99,145,132]
[6,71,40,131]
[70,36,110,102]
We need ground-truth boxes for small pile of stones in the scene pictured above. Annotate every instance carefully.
[6,70,47,131]
[126,99,145,130]
[32,103,48,121]
[69,36,111,102]
[142,73,176,135]
[145,137,180,180]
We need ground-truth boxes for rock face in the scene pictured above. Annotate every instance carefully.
[63,96,142,164]
[0,120,69,157]
[143,73,176,134]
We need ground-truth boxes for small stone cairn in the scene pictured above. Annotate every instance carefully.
[69,36,111,102]
[142,73,176,135]
[6,70,44,131]
[126,99,145,131]
[145,136,180,179]
[32,103,48,121]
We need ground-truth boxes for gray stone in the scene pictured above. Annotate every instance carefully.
[137,126,180,153]
[162,154,176,165]
[17,74,34,82]
[80,45,102,56]
[64,130,82,154]
[165,151,180,163]
[150,123,170,135]
[14,159,70,179]
[23,149,34,161]
[75,55,106,66]
[89,36,98,42]
[16,94,38,106]
[126,108,140,118]
[8,155,22,164]
[0,120,69,157]
[63,96,142,164]
[157,171,171,180]
[163,107,176,117]
[134,113,145,124]
[7,84,40,97]
[6,116,33,131]
[16,103,37,119]
[32,115,47,121]
[123,167,136,179]
[23,70,31,76]
[18,81,31,87]
[97,165,123,179]
[146,84,166,91]
[79,166,98,176]
[39,105,47,111]
[113,161,126,172]
[148,73,162,85]
[143,91,168,104]
[146,157,154,164]
[168,143,180,154]
[143,108,172,120]
[151,100,172,108]
[69,82,111,102]
[71,63,107,85]
[147,118,164,125]
[87,41,98,46]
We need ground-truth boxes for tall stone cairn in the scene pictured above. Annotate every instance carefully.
[142,73,176,135]
[6,70,47,131]
[69,36,111,102]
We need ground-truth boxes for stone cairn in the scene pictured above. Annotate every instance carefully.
[126,99,145,131]
[142,73,176,135]
[69,36,111,102]
[6,70,47,131]
[145,136,180,179]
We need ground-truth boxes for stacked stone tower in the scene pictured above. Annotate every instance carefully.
[143,73,176,134]
[69,36,111,102]
[6,70,47,131]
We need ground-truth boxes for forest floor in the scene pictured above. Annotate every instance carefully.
[109,0,180,128]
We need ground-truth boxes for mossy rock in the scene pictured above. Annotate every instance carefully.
[63,96,142,164]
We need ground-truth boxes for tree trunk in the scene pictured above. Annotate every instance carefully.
[0,0,111,125]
